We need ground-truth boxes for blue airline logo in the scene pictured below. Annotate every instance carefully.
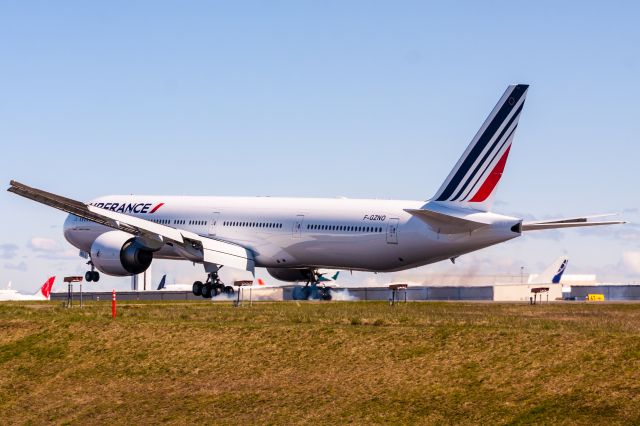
[90,202,165,214]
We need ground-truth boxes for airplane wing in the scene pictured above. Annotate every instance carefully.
[521,214,625,231]
[7,180,255,272]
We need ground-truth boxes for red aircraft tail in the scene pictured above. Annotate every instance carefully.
[38,276,55,300]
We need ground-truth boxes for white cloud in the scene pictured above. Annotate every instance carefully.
[28,237,62,252]
[4,261,28,271]
[623,252,640,274]
[36,249,79,260]
[578,224,640,244]
[25,237,77,260]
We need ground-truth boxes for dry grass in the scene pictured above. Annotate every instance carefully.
[0,301,639,425]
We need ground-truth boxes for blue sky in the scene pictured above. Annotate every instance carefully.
[1,1,639,292]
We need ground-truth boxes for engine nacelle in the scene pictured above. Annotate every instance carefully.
[266,268,314,282]
[90,231,154,276]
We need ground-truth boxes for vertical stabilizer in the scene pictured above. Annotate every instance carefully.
[36,276,55,300]
[529,257,569,284]
[432,84,529,211]
[157,274,167,290]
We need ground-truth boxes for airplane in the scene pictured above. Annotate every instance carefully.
[528,257,568,284]
[261,269,340,285]
[156,274,193,291]
[255,269,341,300]
[8,84,625,300]
[0,276,56,301]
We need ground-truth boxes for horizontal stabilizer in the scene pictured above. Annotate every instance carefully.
[405,207,489,234]
[522,214,625,231]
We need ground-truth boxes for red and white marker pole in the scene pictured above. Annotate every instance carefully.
[111,289,117,319]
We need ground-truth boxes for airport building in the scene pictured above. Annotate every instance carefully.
[50,274,640,303]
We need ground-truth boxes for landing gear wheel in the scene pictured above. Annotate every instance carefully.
[197,270,231,300]
[85,271,93,282]
[192,281,203,296]
[92,271,100,282]
[300,286,311,300]
[212,283,224,296]
[319,288,332,301]
[202,284,213,298]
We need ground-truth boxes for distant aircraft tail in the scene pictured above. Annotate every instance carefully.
[317,269,340,282]
[529,257,569,284]
[36,276,55,300]
[431,84,529,212]
[156,274,167,290]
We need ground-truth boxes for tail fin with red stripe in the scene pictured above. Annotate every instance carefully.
[36,276,55,300]
[432,84,529,212]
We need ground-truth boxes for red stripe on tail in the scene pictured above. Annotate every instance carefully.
[40,276,55,299]
[469,145,511,202]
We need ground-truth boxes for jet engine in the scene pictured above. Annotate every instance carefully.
[90,231,154,276]
[266,268,314,282]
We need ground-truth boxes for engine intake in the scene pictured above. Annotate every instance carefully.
[90,231,154,276]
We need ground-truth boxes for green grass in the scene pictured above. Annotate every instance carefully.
[0,301,639,425]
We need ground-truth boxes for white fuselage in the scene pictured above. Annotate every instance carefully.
[0,289,47,302]
[63,196,521,272]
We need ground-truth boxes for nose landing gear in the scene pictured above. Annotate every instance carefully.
[85,261,100,282]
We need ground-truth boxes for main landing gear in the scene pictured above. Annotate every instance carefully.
[85,261,100,282]
[293,270,332,301]
[192,271,234,299]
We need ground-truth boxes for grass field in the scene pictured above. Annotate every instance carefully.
[1,301,639,425]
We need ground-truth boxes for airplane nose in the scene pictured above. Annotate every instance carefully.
[63,214,76,244]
